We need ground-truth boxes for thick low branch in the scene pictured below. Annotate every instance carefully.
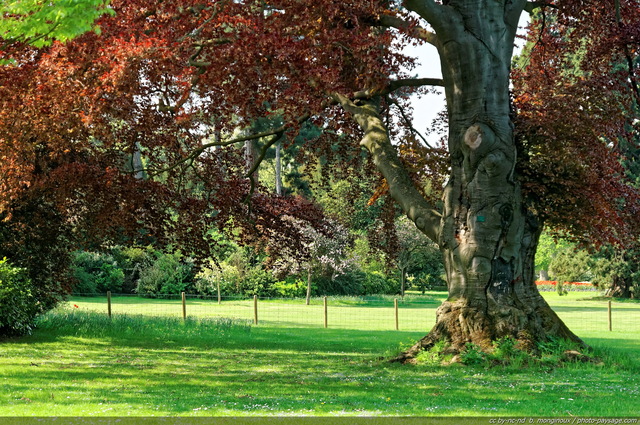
[353,77,444,100]
[333,93,442,243]
[403,0,448,31]
[376,14,438,46]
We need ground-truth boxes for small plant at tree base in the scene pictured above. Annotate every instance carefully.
[415,340,449,366]
[449,336,590,369]
[490,336,531,368]
[459,343,489,366]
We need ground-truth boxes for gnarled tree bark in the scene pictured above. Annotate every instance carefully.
[340,0,584,361]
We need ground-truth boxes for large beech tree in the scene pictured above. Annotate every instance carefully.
[1,0,639,355]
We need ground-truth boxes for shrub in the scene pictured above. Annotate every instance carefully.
[109,246,154,293]
[459,343,488,366]
[273,278,306,298]
[313,271,364,296]
[236,268,277,297]
[71,251,125,294]
[194,262,244,297]
[136,250,195,296]
[361,271,398,295]
[0,258,41,336]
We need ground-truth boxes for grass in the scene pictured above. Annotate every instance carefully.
[0,293,639,417]
[61,291,640,335]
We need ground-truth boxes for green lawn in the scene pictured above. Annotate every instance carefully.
[63,291,640,335]
[0,293,638,417]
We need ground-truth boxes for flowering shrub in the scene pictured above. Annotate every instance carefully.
[535,281,598,292]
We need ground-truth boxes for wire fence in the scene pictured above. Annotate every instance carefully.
[62,292,640,337]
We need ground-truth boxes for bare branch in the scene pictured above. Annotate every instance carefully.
[147,113,311,177]
[389,77,444,91]
[387,95,434,149]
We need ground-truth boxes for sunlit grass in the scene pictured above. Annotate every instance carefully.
[0,304,639,417]
[61,292,640,336]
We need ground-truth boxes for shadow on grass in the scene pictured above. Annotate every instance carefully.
[2,311,640,416]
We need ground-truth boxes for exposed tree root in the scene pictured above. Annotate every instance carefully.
[392,299,587,364]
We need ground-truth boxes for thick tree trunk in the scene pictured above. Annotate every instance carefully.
[393,0,583,360]
[337,0,585,361]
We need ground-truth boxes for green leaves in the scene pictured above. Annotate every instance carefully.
[0,0,114,47]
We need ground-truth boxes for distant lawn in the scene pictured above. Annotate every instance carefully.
[61,291,640,335]
[0,294,639,417]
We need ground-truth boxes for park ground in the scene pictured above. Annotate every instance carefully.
[0,291,639,417]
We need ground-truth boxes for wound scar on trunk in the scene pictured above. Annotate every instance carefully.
[464,125,483,150]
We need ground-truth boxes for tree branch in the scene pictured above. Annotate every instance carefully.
[147,113,311,177]
[524,1,558,14]
[353,77,444,100]
[403,0,448,31]
[333,93,442,243]
[387,95,434,149]
[376,14,438,46]
[615,0,640,108]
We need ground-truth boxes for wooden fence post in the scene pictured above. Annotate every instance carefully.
[107,291,112,318]
[394,298,399,331]
[608,300,612,331]
[182,292,187,320]
[324,296,328,329]
[254,295,258,325]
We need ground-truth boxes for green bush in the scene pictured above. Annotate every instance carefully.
[313,271,364,296]
[0,258,40,336]
[459,343,488,366]
[361,271,398,295]
[273,278,306,298]
[71,251,125,294]
[236,268,277,297]
[136,250,195,296]
[109,246,154,294]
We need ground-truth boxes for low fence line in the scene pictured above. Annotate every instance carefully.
[82,292,639,335]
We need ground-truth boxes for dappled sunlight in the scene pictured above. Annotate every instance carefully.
[1,316,640,416]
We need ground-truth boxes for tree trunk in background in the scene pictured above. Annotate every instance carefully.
[245,139,259,183]
[275,142,283,195]
[306,266,312,305]
[606,276,632,298]
[400,267,407,300]
[133,141,145,180]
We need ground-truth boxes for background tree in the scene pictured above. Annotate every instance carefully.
[0,0,112,49]
[394,217,443,298]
